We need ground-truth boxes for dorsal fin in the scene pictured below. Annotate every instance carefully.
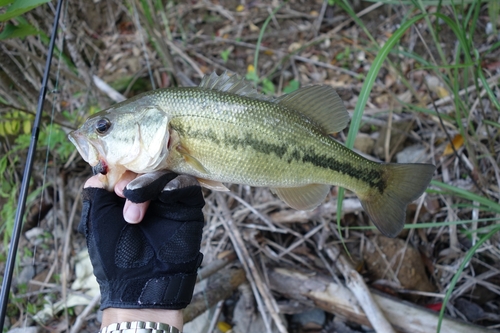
[276,85,349,134]
[198,71,274,102]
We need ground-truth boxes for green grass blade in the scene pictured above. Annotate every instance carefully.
[431,180,500,213]
[336,13,426,226]
[336,0,377,44]
[477,66,500,111]
[437,224,500,332]
[253,1,287,77]
[362,0,494,4]
[0,0,49,22]
[345,217,500,232]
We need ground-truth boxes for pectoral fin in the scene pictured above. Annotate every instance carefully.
[271,184,330,211]
[197,178,230,191]
[176,145,209,174]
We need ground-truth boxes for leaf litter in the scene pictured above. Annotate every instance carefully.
[0,0,499,332]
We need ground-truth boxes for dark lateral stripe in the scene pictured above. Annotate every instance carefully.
[224,133,288,159]
[173,124,386,193]
[300,152,386,193]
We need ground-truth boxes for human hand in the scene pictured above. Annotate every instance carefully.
[87,171,176,223]
[79,171,205,310]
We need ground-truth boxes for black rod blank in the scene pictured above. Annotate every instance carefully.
[0,0,64,328]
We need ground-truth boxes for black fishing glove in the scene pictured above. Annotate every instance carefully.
[78,172,205,310]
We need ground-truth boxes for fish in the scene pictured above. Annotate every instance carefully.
[68,72,435,237]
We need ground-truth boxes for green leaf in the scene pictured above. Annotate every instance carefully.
[0,0,50,22]
[0,0,15,6]
[283,79,300,94]
[0,22,38,40]
[245,70,259,83]
[220,48,231,63]
[262,78,275,95]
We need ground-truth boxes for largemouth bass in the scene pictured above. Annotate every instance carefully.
[69,72,435,237]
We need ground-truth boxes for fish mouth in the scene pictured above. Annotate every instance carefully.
[68,130,91,163]
[92,160,108,175]
[68,130,108,175]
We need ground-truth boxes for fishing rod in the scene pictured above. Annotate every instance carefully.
[0,0,64,328]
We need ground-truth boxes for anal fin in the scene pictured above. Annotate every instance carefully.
[271,184,330,211]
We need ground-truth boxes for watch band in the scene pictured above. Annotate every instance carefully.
[99,321,181,333]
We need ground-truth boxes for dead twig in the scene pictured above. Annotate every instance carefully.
[69,294,100,333]
[216,193,287,333]
[329,248,396,333]
[196,251,237,282]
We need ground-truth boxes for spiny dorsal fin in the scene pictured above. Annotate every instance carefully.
[198,71,274,102]
[276,85,349,134]
[199,72,349,133]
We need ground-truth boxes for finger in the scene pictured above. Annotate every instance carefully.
[114,171,139,198]
[84,175,106,189]
[123,171,178,203]
[114,171,151,224]
[123,200,150,224]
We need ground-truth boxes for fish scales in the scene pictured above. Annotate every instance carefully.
[156,88,381,191]
[69,72,435,237]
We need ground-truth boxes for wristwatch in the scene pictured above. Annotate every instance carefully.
[99,321,181,333]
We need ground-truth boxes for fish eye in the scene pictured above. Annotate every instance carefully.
[95,118,111,134]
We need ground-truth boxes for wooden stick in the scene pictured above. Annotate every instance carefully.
[184,265,246,323]
[216,193,288,333]
[197,251,237,282]
[332,250,396,333]
[268,267,497,333]
[69,294,100,333]
[215,196,273,332]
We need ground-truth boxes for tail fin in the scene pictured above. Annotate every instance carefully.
[360,163,435,237]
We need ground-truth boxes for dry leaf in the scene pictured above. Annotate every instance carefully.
[218,322,232,332]
[385,73,396,88]
[443,134,464,156]
[288,42,302,53]
[249,22,259,32]
[425,75,449,98]
[435,86,449,98]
